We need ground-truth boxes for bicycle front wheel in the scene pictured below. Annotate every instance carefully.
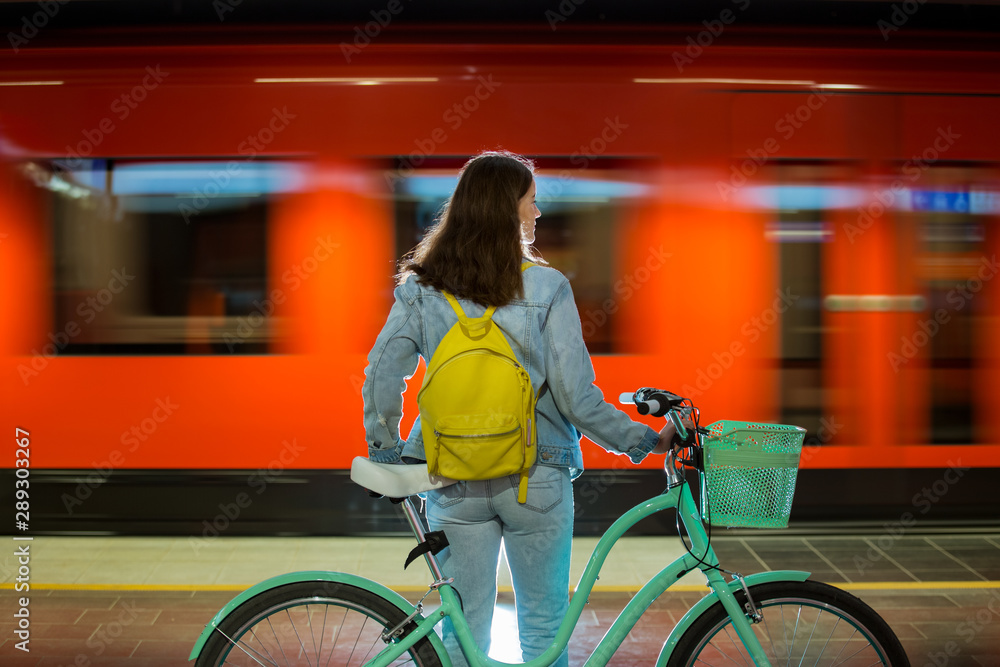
[668,580,909,666]
[195,581,445,667]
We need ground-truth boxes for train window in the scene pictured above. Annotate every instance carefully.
[764,167,834,441]
[389,165,652,353]
[914,169,994,444]
[35,159,303,355]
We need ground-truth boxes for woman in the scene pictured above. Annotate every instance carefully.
[363,150,677,667]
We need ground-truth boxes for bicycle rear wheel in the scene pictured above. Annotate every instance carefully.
[195,581,445,667]
[668,580,909,666]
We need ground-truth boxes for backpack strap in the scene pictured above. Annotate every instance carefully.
[443,292,495,336]
[441,262,535,335]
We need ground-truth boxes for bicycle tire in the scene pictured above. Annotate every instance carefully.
[195,580,445,667]
[667,580,910,667]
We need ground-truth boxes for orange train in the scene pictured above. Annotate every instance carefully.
[2,19,998,532]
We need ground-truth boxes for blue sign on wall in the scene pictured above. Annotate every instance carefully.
[910,190,969,213]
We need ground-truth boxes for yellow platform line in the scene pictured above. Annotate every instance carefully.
[837,581,1000,591]
[4,581,1000,593]
[2,583,250,592]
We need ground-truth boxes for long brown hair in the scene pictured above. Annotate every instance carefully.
[397,151,545,307]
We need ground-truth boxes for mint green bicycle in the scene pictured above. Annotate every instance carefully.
[190,388,909,666]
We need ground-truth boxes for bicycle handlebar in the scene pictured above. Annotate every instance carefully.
[620,387,702,487]
[619,388,686,416]
[619,387,699,447]
[618,392,667,418]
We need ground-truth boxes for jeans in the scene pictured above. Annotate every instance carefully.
[425,464,573,667]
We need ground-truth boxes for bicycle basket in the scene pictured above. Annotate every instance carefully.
[699,420,806,529]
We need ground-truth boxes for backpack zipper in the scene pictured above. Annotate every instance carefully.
[420,349,527,393]
[434,426,521,440]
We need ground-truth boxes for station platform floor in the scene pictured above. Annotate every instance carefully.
[1,531,998,665]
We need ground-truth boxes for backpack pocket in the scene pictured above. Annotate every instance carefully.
[429,413,525,480]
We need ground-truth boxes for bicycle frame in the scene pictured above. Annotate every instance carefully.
[188,470,810,666]
[362,476,810,667]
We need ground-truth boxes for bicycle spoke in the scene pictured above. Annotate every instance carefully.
[796,607,821,667]
[248,627,281,667]
[827,624,852,666]
[359,629,387,667]
[811,615,840,667]
[267,615,293,666]
[316,605,328,666]
[322,606,348,667]
[725,625,752,667]
[779,603,791,665]
[699,624,750,666]
[675,583,905,667]
[344,609,370,666]
[215,625,279,667]
[789,604,803,666]
[305,604,320,664]
[760,609,779,664]
[219,604,426,667]
[284,607,314,667]
[357,624,418,667]
[831,629,872,667]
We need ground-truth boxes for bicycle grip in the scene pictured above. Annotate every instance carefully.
[618,392,634,405]
[636,398,663,416]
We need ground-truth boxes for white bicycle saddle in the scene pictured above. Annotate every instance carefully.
[350,457,458,498]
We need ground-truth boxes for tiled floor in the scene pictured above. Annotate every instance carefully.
[1,533,998,665]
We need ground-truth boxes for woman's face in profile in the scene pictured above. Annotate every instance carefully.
[518,179,541,243]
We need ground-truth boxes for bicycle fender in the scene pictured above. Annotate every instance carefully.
[188,570,452,666]
[655,570,811,667]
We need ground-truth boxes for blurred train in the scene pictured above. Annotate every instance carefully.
[2,15,999,534]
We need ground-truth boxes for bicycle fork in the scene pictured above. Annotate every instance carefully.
[676,485,772,666]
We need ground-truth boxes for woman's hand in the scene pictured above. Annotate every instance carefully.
[651,415,697,455]
[652,422,676,455]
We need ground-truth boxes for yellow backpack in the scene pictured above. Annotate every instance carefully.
[418,263,537,503]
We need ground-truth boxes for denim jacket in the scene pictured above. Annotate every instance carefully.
[362,264,659,475]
